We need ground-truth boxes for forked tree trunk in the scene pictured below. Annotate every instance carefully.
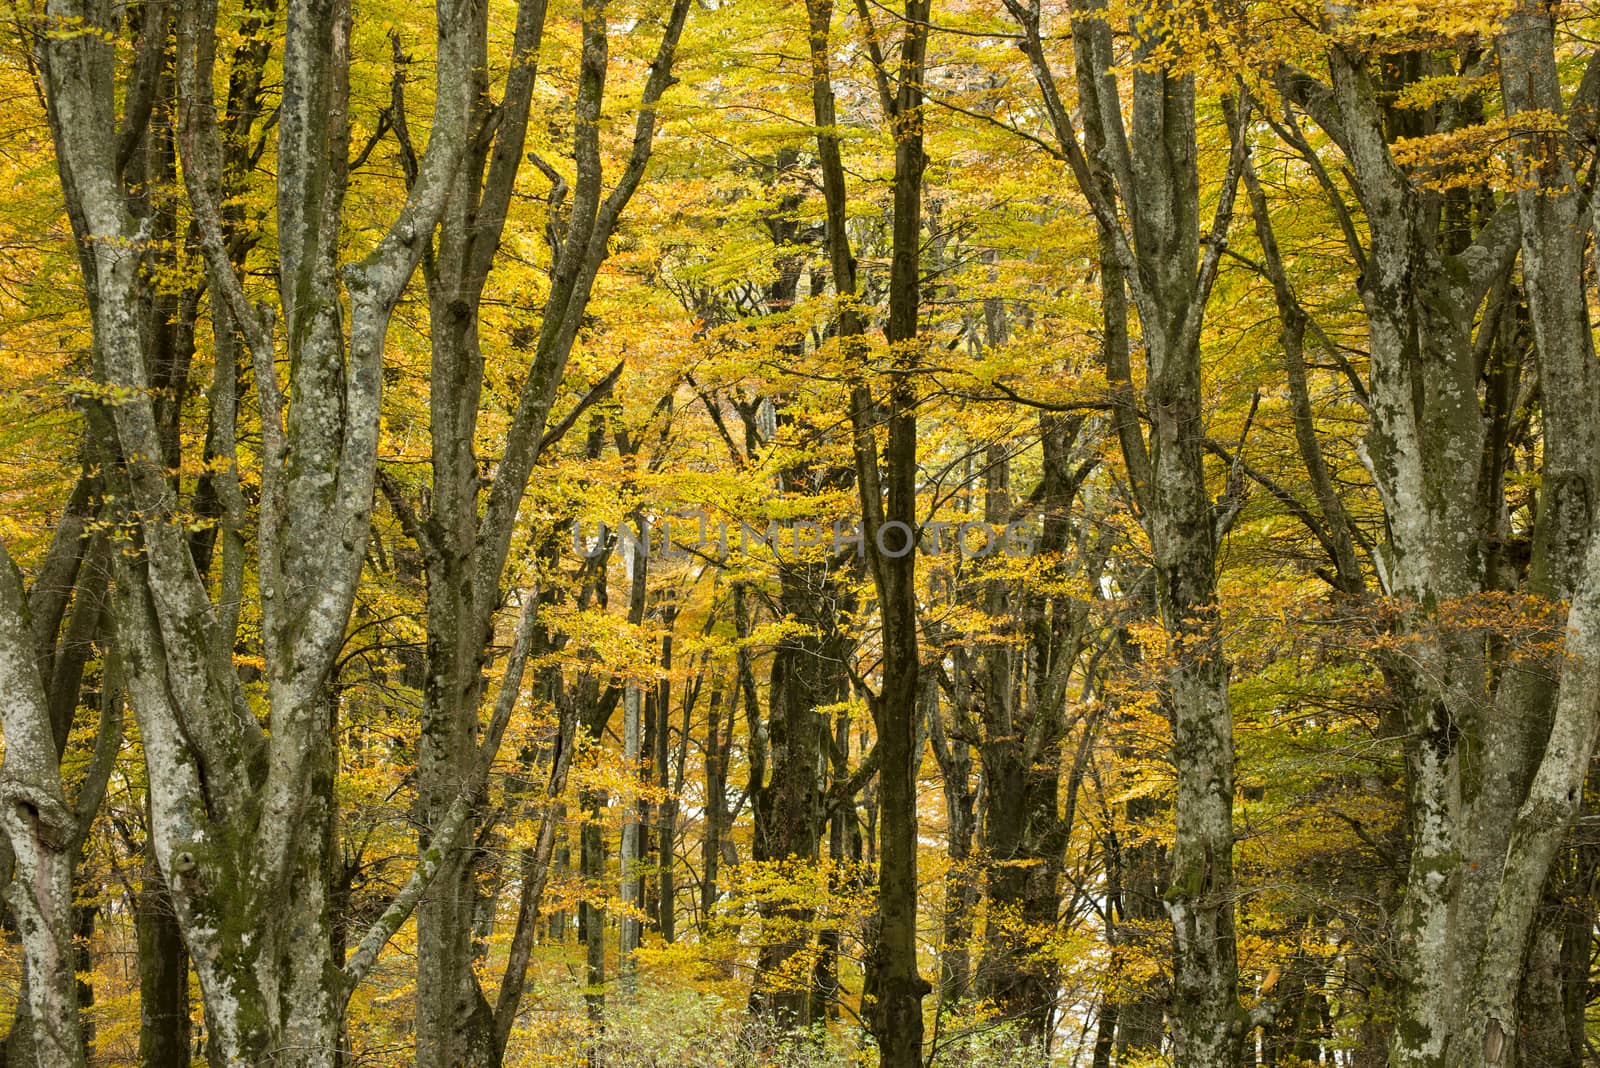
[1280,11,1600,1063]
[408,1,690,1058]
[36,0,483,1058]
[1005,0,1252,1059]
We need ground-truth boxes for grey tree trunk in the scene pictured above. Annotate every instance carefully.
[34,0,487,1059]
[0,472,122,1068]
[1311,44,1494,1059]
[617,674,643,984]
[407,3,553,1055]
[0,546,84,1066]
[1005,1,1251,1060]
[404,2,690,1059]
[968,417,1086,1045]
[1450,13,1600,1065]
[1273,10,1600,1065]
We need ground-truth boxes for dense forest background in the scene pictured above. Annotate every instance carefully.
[0,0,1597,1065]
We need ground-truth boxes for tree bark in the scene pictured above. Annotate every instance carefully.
[136,842,190,1067]
[748,562,845,1027]
[406,1,690,1058]
[38,0,482,1057]
[804,3,933,1060]
[0,544,83,1066]
[1276,12,1600,1063]
[1005,1,1251,1060]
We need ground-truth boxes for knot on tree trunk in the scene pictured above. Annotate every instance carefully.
[0,782,75,852]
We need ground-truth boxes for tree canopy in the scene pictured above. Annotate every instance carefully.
[0,0,1598,1066]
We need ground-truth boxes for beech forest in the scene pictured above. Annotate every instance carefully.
[1,0,1599,1065]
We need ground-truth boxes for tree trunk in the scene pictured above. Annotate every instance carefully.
[0,540,85,1068]
[805,0,935,1045]
[798,6,937,1014]
[407,1,690,1056]
[657,639,682,943]
[927,670,975,1007]
[135,858,190,1067]
[749,567,842,1027]
[581,789,608,1061]
[1280,12,1600,1064]
[39,0,483,1057]
[621,672,644,979]
[702,676,727,928]
[1007,1,1249,1059]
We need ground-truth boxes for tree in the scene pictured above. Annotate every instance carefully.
[34,0,480,1058]
[1273,5,1600,1062]
[391,0,691,1060]
[4,1,1600,1064]
[1000,1,1253,1061]
[805,2,935,1063]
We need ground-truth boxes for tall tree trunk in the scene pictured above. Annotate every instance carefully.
[748,568,843,1026]
[1278,12,1600,1064]
[657,637,681,943]
[406,2,690,1057]
[971,415,1085,1046]
[1006,1,1252,1060]
[621,672,643,979]
[1457,13,1600,1065]
[39,0,483,1056]
[620,532,647,983]
[743,190,851,1027]
[868,6,932,1064]
[927,670,975,1007]
[804,5,934,1061]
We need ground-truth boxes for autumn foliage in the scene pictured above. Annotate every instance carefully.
[0,0,1597,1066]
